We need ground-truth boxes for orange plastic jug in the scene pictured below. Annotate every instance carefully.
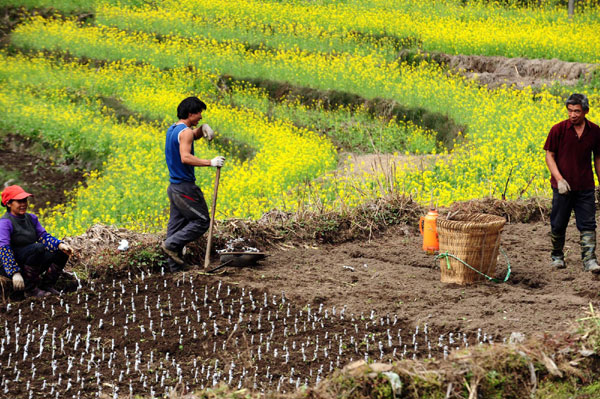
[419,209,439,254]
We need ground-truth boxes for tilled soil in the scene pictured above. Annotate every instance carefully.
[0,271,481,398]
[1,219,598,398]
[216,220,599,341]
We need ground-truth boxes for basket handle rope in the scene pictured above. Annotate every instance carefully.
[435,247,511,283]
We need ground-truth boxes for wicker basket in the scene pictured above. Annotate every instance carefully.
[437,213,506,285]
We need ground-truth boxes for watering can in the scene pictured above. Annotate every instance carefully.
[419,209,439,254]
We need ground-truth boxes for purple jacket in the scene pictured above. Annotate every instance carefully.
[0,212,61,277]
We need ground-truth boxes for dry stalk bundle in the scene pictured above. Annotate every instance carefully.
[447,197,550,223]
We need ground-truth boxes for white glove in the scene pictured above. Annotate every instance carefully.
[557,179,571,195]
[210,156,225,167]
[58,242,73,255]
[12,272,24,291]
[201,124,214,141]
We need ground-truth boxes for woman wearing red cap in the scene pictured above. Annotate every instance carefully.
[0,185,73,297]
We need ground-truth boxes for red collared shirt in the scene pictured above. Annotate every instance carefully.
[544,118,600,191]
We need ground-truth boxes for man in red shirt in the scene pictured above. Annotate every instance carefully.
[544,93,600,273]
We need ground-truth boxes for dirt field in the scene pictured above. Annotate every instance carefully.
[218,220,599,339]
[1,216,598,398]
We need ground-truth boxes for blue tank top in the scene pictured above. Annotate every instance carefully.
[165,123,195,183]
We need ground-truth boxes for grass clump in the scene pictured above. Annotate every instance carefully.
[305,334,600,399]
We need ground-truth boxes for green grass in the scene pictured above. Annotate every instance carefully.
[0,0,91,13]
[0,166,20,186]
[535,380,600,398]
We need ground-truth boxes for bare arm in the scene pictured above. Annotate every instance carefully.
[179,128,211,167]
[545,150,564,182]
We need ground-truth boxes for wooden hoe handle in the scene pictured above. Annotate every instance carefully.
[204,167,221,269]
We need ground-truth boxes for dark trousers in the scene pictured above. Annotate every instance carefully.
[164,182,211,267]
[550,188,596,235]
[12,243,68,290]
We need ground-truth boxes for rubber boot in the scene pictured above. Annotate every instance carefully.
[21,264,42,292]
[21,264,50,297]
[40,251,68,294]
[41,263,64,295]
[26,287,51,298]
[550,232,566,269]
[580,231,600,273]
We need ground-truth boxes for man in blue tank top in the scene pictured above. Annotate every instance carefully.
[162,97,225,272]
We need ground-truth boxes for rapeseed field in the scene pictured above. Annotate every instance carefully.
[2,0,600,235]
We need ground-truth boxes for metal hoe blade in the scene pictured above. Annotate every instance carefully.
[207,252,268,273]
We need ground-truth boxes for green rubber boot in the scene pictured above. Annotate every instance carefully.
[580,231,600,273]
[550,232,566,269]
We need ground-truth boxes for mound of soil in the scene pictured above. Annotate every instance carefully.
[400,50,598,89]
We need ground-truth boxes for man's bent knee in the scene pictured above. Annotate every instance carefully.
[188,218,210,237]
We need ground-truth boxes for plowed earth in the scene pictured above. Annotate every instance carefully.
[1,217,598,398]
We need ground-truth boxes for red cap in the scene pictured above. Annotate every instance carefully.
[1,185,33,206]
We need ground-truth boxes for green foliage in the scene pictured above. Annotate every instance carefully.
[585,68,600,92]
[0,0,92,13]
[126,247,165,269]
[483,369,508,398]
[535,380,600,399]
[224,88,438,154]
[0,84,117,166]
[0,166,19,186]
[370,377,394,399]
[577,304,600,352]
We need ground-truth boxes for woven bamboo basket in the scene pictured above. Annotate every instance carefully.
[437,213,506,284]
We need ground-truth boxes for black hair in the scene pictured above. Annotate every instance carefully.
[566,93,590,112]
[177,97,207,119]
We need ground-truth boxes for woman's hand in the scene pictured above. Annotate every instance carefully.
[12,272,24,291]
[58,242,73,255]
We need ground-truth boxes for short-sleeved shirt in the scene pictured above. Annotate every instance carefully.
[544,119,600,191]
[165,123,195,184]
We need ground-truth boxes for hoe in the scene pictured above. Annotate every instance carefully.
[203,167,268,273]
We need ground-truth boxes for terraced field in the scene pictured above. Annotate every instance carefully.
[0,0,598,237]
[2,1,600,398]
